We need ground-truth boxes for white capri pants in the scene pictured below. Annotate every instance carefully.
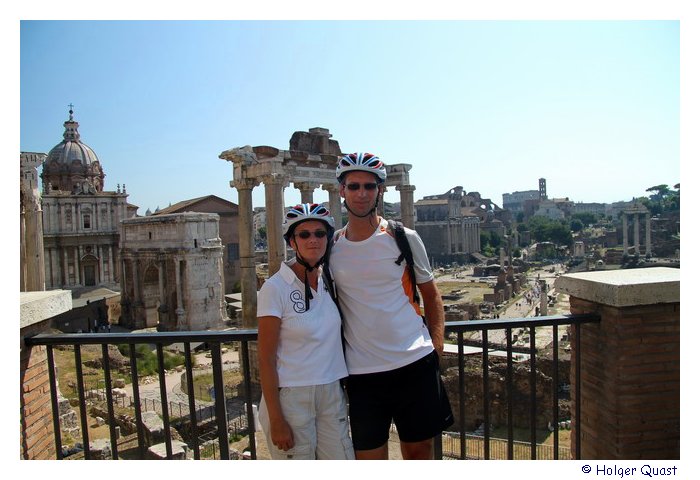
[258,381,355,460]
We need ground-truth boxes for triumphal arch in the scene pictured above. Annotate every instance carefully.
[220,127,416,328]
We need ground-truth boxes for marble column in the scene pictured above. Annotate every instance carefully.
[263,176,286,276]
[396,184,416,229]
[234,178,259,329]
[323,183,343,230]
[633,214,640,255]
[622,214,629,254]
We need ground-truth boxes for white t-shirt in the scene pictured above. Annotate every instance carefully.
[330,218,435,375]
[257,260,348,387]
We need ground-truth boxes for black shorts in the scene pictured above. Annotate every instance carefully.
[346,350,454,451]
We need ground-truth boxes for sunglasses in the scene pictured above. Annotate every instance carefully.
[345,182,378,191]
[295,230,327,240]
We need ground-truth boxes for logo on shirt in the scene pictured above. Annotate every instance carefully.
[290,290,306,313]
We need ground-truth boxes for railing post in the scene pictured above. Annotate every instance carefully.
[210,342,229,460]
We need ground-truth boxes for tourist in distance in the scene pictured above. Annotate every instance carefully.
[329,152,454,460]
[257,203,354,460]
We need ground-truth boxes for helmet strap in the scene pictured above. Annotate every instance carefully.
[295,253,322,312]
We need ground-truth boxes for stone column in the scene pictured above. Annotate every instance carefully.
[174,258,186,329]
[396,184,416,229]
[645,213,652,256]
[447,217,454,253]
[263,176,286,276]
[555,268,680,459]
[633,214,640,255]
[233,178,259,329]
[108,246,114,284]
[295,182,319,204]
[323,183,343,230]
[22,190,46,292]
[62,248,69,286]
[74,247,81,285]
[622,214,628,254]
[539,279,548,316]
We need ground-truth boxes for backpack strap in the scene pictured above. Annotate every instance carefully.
[387,219,420,306]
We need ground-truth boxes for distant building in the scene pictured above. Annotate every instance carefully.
[415,186,486,264]
[502,189,539,213]
[152,195,241,293]
[39,108,137,290]
[572,202,607,218]
[532,199,566,220]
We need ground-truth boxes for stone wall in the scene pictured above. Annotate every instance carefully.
[20,290,72,459]
[556,267,680,459]
[442,356,559,431]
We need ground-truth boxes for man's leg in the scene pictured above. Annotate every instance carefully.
[355,442,389,460]
[400,438,433,460]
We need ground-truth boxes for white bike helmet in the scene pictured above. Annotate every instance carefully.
[282,203,335,245]
[336,152,387,183]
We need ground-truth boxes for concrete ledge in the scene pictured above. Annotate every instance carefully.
[554,267,679,308]
[20,290,72,329]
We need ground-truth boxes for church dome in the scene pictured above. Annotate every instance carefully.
[42,107,105,193]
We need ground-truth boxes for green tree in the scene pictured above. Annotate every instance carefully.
[571,212,598,226]
[570,218,584,233]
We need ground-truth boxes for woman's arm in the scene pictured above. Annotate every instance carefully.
[258,315,295,450]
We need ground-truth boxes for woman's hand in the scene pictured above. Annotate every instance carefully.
[270,417,295,451]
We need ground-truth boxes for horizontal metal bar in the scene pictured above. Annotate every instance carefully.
[24,329,259,347]
[445,313,600,332]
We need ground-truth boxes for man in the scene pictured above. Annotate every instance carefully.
[330,152,453,460]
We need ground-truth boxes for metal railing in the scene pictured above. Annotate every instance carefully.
[25,330,258,460]
[440,313,600,460]
[24,312,599,460]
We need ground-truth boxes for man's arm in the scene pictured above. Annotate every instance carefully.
[417,279,445,356]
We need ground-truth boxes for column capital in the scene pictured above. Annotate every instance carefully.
[231,178,259,191]
[322,183,340,193]
[261,174,288,187]
[396,184,416,193]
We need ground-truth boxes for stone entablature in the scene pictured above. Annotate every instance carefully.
[119,213,226,331]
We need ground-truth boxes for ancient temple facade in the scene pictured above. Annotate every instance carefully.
[414,186,482,264]
[119,212,227,331]
[40,108,137,290]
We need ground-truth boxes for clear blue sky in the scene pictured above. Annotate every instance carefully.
[19,19,682,215]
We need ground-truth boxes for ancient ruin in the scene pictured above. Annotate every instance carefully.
[621,203,652,256]
[119,212,226,331]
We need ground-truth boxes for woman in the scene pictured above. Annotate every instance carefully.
[257,203,354,460]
